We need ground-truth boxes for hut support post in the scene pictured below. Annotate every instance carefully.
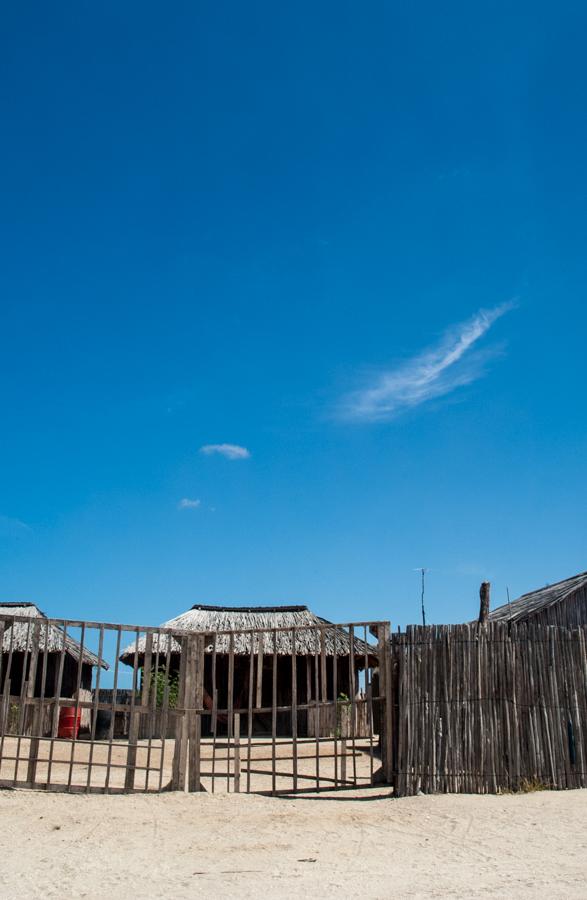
[187,634,205,792]
[171,636,189,791]
[377,622,394,786]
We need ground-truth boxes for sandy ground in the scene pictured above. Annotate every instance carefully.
[1,787,586,899]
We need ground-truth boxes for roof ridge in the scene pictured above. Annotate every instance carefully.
[189,604,310,613]
[0,601,40,608]
[518,569,587,600]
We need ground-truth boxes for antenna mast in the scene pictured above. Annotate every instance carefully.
[419,568,427,626]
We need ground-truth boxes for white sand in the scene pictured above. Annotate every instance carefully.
[1,787,586,898]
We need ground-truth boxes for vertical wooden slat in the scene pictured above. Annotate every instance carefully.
[377,622,393,785]
[105,626,122,792]
[66,623,86,791]
[0,619,15,782]
[26,620,43,784]
[255,633,264,709]
[364,625,374,786]
[139,631,154,789]
[15,619,33,781]
[247,633,254,794]
[234,712,241,793]
[157,629,173,793]
[171,634,189,791]
[85,625,104,792]
[332,625,338,788]
[187,634,204,792]
[227,631,234,792]
[271,628,277,796]
[124,628,144,792]
[314,627,320,791]
[210,633,218,793]
[348,625,357,786]
[46,622,68,788]
[145,632,160,790]
[291,627,298,792]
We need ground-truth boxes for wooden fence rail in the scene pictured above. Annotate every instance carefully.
[391,622,587,796]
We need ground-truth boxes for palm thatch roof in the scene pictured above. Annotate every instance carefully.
[0,603,107,668]
[120,604,373,662]
[487,571,587,624]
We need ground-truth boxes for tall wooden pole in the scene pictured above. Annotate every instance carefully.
[478,581,490,625]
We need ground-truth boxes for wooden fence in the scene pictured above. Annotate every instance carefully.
[391,622,587,796]
[0,612,391,795]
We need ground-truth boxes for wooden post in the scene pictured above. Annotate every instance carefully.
[377,622,393,785]
[234,712,241,793]
[188,634,205,792]
[171,636,189,791]
[478,582,491,626]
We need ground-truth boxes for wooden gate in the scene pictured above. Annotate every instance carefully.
[171,620,393,794]
[0,611,392,795]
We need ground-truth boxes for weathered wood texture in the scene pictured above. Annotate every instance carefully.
[391,622,587,796]
[0,612,386,796]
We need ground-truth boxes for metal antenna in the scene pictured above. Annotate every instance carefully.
[419,568,427,627]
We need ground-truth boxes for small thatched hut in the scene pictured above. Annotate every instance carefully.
[487,570,587,627]
[120,604,374,736]
[0,602,107,699]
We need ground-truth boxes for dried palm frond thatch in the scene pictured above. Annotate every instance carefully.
[0,603,107,668]
[487,571,587,625]
[120,604,374,662]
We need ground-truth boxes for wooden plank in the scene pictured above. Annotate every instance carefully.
[271,629,277,796]
[247,633,254,794]
[332,625,338,788]
[291,628,298,792]
[157,628,173,793]
[227,631,234,792]
[25,620,42,784]
[348,625,357,786]
[255,633,264,709]
[364,625,374,786]
[105,627,122,792]
[46,622,68,787]
[234,712,241,793]
[124,627,142,792]
[210,633,218,793]
[85,625,105,792]
[188,634,204,792]
[377,622,393,784]
[314,628,320,790]
[171,634,189,791]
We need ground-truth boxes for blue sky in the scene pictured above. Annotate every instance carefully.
[1,2,587,631]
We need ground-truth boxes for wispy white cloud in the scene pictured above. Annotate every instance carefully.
[0,515,31,538]
[339,301,515,422]
[178,498,201,510]
[200,443,251,460]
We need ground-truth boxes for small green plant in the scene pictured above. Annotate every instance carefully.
[147,670,179,708]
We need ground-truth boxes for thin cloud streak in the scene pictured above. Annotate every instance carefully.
[340,301,515,422]
[178,498,201,510]
[0,515,31,538]
[200,443,251,460]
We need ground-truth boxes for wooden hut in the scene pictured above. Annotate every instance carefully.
[120,604,374,737]
[487,570,587,627]
[0,602,107,715]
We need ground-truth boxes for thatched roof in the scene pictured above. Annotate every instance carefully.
[0,603,107,668]
[488,571,587,624]
[120,604,373,662]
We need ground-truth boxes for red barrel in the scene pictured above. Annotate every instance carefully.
[58,707,82,739]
